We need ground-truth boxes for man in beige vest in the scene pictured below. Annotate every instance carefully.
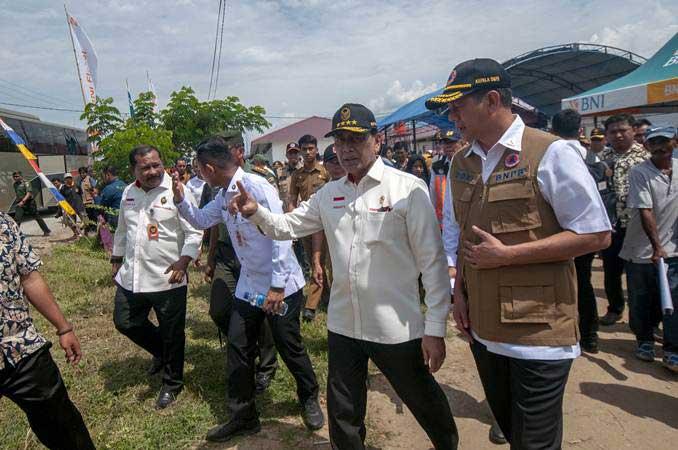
[427,59,611,449]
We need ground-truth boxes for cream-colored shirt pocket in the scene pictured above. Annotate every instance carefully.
[364,211,396,245]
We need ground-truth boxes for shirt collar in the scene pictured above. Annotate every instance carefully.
[345,157,385,185]
[465,115,525,158]
[225,166,245,195]
[133,173,169,192]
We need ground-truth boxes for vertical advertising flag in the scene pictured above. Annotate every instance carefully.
[66,10,98,105]
[126,79,135,118]
[147,70,158,114]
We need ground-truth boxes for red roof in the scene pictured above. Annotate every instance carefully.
[252,116,331,144]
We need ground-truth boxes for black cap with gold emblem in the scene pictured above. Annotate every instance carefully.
[325,103,378,137]
[425,58,511,110]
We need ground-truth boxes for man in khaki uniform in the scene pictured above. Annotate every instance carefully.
[428,59,611,449]
[278,142,302,211]
[288,134,329,322]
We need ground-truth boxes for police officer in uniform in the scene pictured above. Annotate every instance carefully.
[11,171,51,235]
[288,134,330,322]
[428,59,611,449]
[250,154,279,187]
[430,127,463,230]
[278,142,301,211]
[204,132,278,395]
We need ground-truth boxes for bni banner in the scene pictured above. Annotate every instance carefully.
[66,11,98,104]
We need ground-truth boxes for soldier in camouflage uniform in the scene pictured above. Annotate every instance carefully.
[599,114,649,325]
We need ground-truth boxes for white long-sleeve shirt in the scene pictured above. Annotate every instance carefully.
[113,174,202,293]
[175,167,304,300]
[249,157,451,344]
[443,116,611,360]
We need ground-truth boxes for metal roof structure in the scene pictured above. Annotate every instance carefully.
[503,43,646,117]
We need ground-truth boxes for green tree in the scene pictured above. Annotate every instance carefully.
[131,91,158,128]
[79,97,123,144]
[96,124,177,182]
[161,86,270,152]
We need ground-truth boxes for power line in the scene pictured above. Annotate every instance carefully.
[212,0,227,99]
[0,101,83,112]
[207,0,223,100]
[0,100,316,120]
[0,78,81,109]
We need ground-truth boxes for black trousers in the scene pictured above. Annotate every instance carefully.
[227,289,319,421]
[575,252,598,343]
[471,340,572,450]
[327,332,458,450]
[14,204,51,234]
[113,285,187,392]
[209,241,277,377]
[0,345,95,450]
[600,225,626,315]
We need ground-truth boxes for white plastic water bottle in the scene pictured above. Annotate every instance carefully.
[242,292,288,316]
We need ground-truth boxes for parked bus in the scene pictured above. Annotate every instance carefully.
[0,107,90,212]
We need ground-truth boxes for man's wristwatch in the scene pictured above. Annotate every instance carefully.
[110,256,123,264]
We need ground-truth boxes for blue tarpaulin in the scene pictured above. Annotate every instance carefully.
[377,88,455,130]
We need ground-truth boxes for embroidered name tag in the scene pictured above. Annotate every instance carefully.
[493,167,529,184]
[454,170,475,183]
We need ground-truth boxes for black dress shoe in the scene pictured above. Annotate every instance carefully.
[206,418,261,442]
[155,387,179,410]
[255,373,273,395]
[489,421,507,445]
[600,311,622,326]
[147,356,163,376]
[301,397,324,430]
[581,340,599,354]
[302,308,316,323]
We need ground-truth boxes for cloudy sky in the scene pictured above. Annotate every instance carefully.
[1,0,676,136]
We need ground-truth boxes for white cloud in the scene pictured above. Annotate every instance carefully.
[368,80,438,114]
[1,0,676,137]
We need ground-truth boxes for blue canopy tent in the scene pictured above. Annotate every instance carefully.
[377,88,453,130]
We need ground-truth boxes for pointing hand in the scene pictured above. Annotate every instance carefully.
[229,181,259,217]
[171,172,185,204]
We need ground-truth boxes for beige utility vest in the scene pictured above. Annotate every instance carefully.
[451,127,579,346]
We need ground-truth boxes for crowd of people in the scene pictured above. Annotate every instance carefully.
[2,56,677,450]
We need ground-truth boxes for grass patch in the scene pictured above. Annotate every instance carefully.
[0,240,329,449]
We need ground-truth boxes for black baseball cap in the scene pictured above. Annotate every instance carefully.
[323,144,337,163]
[425,58,511,110]
[325,103,378,137]
[286,142,301,153]
[436,125,461,142]
[590,128,605,140]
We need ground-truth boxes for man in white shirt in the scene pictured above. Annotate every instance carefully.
[110,145,202,410]
[427,59,611,449]
[552,109,615,354]
[230,104,458,450]
[185,158,207,201]
[171,136,323,443]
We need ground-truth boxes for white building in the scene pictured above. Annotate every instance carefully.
[251,116,332,163]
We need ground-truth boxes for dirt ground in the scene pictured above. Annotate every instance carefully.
[24,217,678,450]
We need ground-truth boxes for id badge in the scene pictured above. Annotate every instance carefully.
[147,223,159,241]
